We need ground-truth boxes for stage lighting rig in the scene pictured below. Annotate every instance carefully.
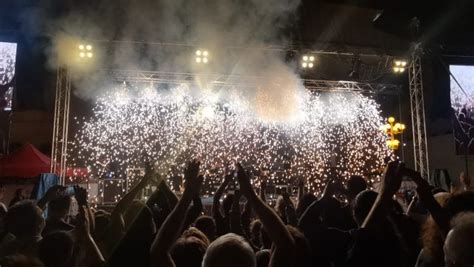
[195,49,209,64]
[301,55,315,69]
[79,43,93,59]
[392,59,407,73]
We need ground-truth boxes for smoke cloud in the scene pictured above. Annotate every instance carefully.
[49,0,304,121]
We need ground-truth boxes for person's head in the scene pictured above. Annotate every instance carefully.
[170,236,208,267]
[444,212,474,267]
[296,193,316,217]
[93,211,111,241]
[5,200,44,238]
[352,190,378,226]
[434,192,451,207]
[13,189,24,198]
[194,216,216,241]
[202,233,256,267]
[222,193,235,215]
[432,187,448,195]
[47,196,71,220]
[182,227,210,246]
[250,219,262,245]
[346,175,367,200]
[445,191,474,218]
[255,249,270,267]
[422,191,474,258]
[38,231,74,267]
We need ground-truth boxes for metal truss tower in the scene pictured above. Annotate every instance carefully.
[50,67,72,184]
[408,45,430,179]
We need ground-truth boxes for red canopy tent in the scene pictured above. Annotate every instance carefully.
[0,143,51,177]
[0,143,87,178]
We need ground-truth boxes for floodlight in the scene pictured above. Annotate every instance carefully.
[393,59,407,73]
[195,49,209,64]
[301,54,315,69]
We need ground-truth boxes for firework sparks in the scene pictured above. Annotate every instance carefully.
[70,84,392,201]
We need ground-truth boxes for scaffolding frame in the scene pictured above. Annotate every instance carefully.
[408,45,430,179]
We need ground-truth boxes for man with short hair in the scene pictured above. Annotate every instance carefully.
[42,196,74,236]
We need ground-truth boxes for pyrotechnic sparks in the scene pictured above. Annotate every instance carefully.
[70,84,392,200]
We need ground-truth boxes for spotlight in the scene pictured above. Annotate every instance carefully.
[393,59,407,73]
[195,49,209,64]
[301,54,315,69]
[79,43,93,59]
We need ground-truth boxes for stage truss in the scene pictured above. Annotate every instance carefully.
[51,69,401,182]
[408,45,430,179]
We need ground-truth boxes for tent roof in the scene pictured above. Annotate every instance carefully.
[0,143,51,178]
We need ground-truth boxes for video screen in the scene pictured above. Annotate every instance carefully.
[0,42,17,111]
[450,65,474,154]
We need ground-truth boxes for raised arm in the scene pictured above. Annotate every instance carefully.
[297,178,304,203]
[230,190,245,236]
[236,163,295,267]
[362,161,403,230]
[282,192,297,226]
[212,172,232,217]
[404,168,450,234]
[150,160,202,267]
[297,180,335,231]
[260,178,267,202]
[75,205,106,267]
[111,168,158,225]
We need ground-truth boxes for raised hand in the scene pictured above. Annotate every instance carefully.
[75,205,91,238]
[74,185,88,207]
[138,162,156,188]
[380,161,404,198]
[297,177,304,188]
[236,163,255,198]
[183,160,202,198]
[403,167,429,189]
[224,170,234,184]
[322,178,336,200]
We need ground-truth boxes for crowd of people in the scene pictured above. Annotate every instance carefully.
[0,160,473,267]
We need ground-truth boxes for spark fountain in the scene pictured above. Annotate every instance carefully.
[70,83,392,203]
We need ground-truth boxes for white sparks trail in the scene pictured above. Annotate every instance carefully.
[70,85,392,197]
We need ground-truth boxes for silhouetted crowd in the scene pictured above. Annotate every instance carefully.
[0,160,473,267]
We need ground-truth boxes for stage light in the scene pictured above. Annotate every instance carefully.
[79,43,93,59]
[195,49,209,64]
[393,59,407,73]
[301,54,315,69]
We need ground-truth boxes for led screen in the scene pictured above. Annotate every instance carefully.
[450,65,474,154]
[0,42,17,111]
